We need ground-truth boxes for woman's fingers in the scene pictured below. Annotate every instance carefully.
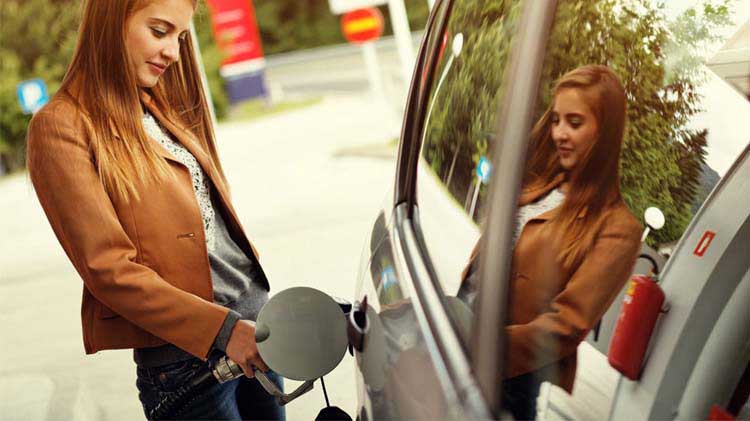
[249,353,270,373]
[238,360,256,378]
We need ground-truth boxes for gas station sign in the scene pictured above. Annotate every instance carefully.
[328,0,387,15]
[341,8,384,44]
[205,0,267,103]
[206,0,264,65]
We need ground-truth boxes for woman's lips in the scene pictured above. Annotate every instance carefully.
[557,145,574,156]
[148,62,166,75]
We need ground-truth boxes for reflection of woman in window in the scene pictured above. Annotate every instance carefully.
[462,65,642,419]
[26,1,282,418]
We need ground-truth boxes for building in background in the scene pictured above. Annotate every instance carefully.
[708,19,750,98]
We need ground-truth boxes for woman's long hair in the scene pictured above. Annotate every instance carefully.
[57,0,224,202]
[524,65,628,270]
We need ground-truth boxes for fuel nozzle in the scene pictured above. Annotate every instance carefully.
[212,356,244,383]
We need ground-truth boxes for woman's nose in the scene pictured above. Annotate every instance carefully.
[162,40,180,63]
[552,125,569,142]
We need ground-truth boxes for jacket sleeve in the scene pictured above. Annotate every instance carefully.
[27,108,229,359]
[504,210,642,378]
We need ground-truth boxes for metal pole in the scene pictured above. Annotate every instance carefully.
[190,22,218,128]
[361,41,385,98]
[469,177,481,218]
[387,0,416,91]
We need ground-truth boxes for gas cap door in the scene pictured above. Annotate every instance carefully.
[254,287,349,381]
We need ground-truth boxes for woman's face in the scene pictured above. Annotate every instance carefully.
[125,0,194,88]
[550,88,599,171]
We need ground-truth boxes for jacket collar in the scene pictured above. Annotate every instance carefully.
[137,90,215,177]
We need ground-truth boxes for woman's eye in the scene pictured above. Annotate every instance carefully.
[569,119,582,128]
[151,28,167,38]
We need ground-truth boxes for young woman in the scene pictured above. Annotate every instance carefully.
[26,0,283,419]
[461,65,642,419]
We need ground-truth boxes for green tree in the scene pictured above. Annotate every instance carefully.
[419,0,731,244]
[0,0,78,172]
[422,0,520,211]
[0,0,230,173]
[254,0,430,54]
[538,0,732,244]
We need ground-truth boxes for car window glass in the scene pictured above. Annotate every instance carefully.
[415,0,748,418]
[509,2,749,420]
[415,0,521,327]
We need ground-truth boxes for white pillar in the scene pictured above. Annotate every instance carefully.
[387,0,415,90]
[190,22,218,128]
[361,41,385,98]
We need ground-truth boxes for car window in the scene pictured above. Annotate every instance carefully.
[414,0,749,419]
[512,2,749,420]
[414,0,521,318]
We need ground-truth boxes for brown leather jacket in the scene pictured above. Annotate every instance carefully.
[463,175,641,392]
[26,90,266,360]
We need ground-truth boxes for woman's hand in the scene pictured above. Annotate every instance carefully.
[225,320,269,378]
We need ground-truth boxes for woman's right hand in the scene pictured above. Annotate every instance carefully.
[225,320,269,378]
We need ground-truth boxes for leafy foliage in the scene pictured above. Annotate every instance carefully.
[420,0,732,245]
[0,0,79,171]
[422,0,520,214]
[537,0,732,244]
[254,0,430,54]
[0,0,235,173]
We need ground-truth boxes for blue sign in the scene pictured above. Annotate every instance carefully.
[476,156,492,184]
[17,79,49,114]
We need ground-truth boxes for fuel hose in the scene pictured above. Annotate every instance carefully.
[148,357,243,420]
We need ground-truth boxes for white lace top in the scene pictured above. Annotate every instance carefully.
[513,188,565,245]
[142,112,216,251]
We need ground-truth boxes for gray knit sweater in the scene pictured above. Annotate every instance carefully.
[133,112,268,368]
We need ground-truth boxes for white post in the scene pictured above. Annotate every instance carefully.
[362,41,399,136]
[387,0,415,90]
[361,42,385,98]
[426,0,435,9]
[469,177,481,218]
[190,22,218,128]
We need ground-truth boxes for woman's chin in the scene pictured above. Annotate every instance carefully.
[559,159,575,171]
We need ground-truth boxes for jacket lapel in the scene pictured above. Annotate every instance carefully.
[139,91,222,189]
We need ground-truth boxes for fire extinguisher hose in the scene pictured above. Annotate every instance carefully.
[638,253,660,276]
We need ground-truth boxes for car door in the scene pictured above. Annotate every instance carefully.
[352,0,557,419]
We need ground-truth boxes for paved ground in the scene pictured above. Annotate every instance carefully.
[0,93,397,420]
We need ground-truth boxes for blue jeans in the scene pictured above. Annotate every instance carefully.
[136,358,285,420]
[502,371,541,420]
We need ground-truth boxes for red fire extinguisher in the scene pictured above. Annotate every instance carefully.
[608,254,666,380]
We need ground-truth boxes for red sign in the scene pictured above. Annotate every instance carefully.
[341,8,384,44]
[693,230,716,257]
[206,0,264,65]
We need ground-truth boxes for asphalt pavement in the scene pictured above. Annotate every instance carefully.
[0,93,397,420]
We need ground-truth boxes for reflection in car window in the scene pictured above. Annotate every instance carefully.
[415,0,747,419]
[513,2,746,420]
[416,0,521,311]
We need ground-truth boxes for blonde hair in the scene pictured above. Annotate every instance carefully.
[524,64,628,269]
[57,0,225,202]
